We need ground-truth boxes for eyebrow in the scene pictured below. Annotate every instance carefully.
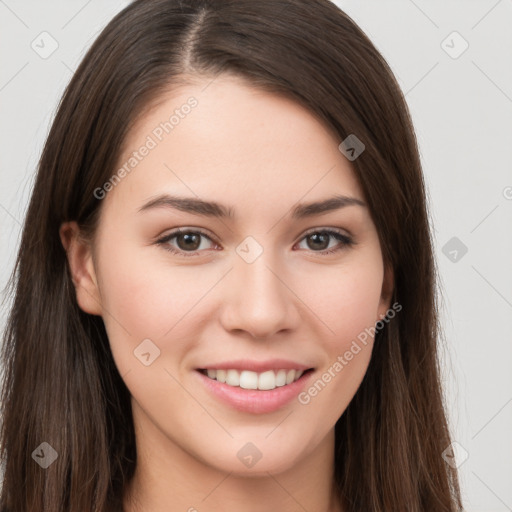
[137,193,366,219]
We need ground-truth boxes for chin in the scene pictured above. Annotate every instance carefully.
[194,435,310,477]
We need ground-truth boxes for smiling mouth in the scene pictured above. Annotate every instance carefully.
[197,368,314,391]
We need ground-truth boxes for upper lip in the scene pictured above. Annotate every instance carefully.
[197,359,313,372]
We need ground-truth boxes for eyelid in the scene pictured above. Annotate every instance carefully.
[156,227,217,243]
[294,227,354,254]
[300,226,352,239]
[155,226,218,244]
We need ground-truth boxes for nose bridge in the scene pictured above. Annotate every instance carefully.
[220,236,299,338]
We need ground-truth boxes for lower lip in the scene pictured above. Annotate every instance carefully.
[195,370,314,414]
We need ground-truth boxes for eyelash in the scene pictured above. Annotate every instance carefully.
[155,227,354,258]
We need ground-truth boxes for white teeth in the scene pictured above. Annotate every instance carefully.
[202,368,307,390]
[257,370,275,390]
[225,369,240,386]
[275,369,287,387]
[239,370,258,390]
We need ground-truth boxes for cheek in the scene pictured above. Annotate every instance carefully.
[94,236,218,372]
[97,232,214,325]
[299,255,384,346]
[295,263,381,419]
[293,252,383,408]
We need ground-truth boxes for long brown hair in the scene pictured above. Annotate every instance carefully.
[0,0,463,510]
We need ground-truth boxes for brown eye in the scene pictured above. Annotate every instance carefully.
[156,229,217,257]
[305,232,330,251]
[296,229,354,255]
[175,232,201,251]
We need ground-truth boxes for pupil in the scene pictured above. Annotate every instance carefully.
[308,233,329,250]
[178,233,200,251]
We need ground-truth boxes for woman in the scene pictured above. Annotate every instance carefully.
[0,0,463,510]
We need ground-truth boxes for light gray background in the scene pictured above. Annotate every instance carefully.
[1,1,511,510]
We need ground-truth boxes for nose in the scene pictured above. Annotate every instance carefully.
[219,249,301,339]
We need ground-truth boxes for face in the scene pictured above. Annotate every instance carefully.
[63,75,393,477]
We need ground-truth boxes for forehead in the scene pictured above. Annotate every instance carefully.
[103,75,365,220]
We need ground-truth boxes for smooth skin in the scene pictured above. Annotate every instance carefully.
[61,74,393,512]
